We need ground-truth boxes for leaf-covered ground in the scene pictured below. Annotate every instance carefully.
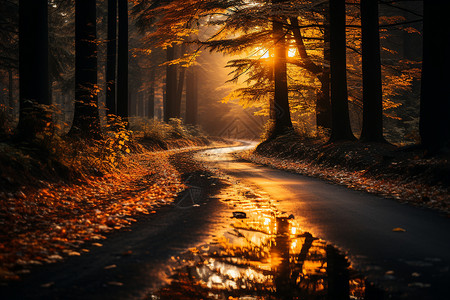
[244,135,449,215]
[0,139,233,283]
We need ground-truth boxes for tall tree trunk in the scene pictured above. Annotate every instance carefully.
[419,2,450,155]
[165,46,177,122]
[175,68,185,119]
[69,0,100,138]
[106,0,117,119]
[267,0,293,139]
[117,0,128,124]
[8,68,14,111]
[137,91,144,117]
[316,6,331,131]
[360,0,384,142]
[328,0,355,142]
[148,68,155,119]
[185,66,198,125]
[17,0,50,139]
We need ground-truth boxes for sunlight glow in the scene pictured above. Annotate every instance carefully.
[288,48,297,57]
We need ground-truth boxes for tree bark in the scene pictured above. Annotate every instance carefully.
[148,68,155,118]
[267,0,293,139]
[175,57,186,118]
[328,0,355,142]
[165,45,177,122]
[185,66,198,125]
[117,0,128,124]
[69,0,100,138]
[17,0,50,139]
[106,0,117,118]
[419,2,450,155]
[360,0,385,142]
[316,6,332,130]
[8,68,14,110]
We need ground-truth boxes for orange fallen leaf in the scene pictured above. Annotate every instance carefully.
[392,227,406,232]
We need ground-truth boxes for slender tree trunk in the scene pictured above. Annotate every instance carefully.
[8,68,13,111]
[117,0,128,124]
[360,0,384,142]
[137,91,144,117]
[267,0,293,139]
[106,0,117,118]
[419,2,450,155]
[328,0,355,142]
[165,46,177,122]
[185,66,198,125]
[69,0,100,138]
[17,0,50,139]
[175,69,185,119]
[148,68,155,118]
[162,77,167,121]
[316,6,331,130]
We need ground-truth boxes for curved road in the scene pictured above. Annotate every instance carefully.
[201,144,450,298]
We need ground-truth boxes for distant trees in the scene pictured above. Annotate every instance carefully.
[164,46,178,121]
[185,65,198,125]
[69,0,100,137]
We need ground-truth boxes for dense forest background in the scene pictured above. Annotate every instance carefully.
[0,0,448,153]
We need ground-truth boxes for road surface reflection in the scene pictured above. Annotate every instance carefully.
[149,186,366,299]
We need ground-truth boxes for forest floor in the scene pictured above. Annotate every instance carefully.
[0,134,231,283]
[242,133,450,216]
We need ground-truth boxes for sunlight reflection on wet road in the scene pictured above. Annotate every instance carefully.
[151,184,365,299]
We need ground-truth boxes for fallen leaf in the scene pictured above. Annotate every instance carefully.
[104,264,117,269]
[392,227,406,232]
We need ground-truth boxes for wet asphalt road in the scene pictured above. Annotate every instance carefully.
[201,144,450,298]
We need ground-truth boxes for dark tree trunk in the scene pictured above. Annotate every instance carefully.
[117,0,128,124]
[137,91,144,117]
[17,0,50,139]
[316,6,331,130]
[8,68,13,110]
[165,46,177,122]
[106,0,117,118]
[175,68,185,119]
[360,0,385,142]
[267,0,293,139]
[69,0,100,138]
[148,68,155,118]
[185,66,198,125]
[328,0,355,142]
[419,2,450,155]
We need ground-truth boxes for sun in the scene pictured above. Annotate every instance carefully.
[254,47,296,58]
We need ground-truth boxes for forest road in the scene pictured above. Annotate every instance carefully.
[2,143,449,299]
[199,143,450,298]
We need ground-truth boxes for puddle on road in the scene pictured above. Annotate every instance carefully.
[148,186,368,300]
